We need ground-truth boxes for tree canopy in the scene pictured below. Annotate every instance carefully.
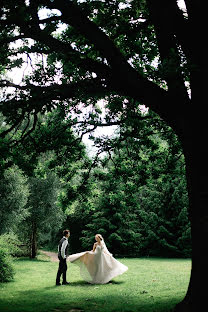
[0,0,193,140]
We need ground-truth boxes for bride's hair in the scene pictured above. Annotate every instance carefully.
[96,234,103,241]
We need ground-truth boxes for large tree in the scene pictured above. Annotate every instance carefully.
[0,165,29,234]
[0,0,204,310]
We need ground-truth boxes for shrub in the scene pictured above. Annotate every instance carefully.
[0,248,14,283]
[0,233,29,257]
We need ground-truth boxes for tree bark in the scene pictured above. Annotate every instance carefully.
[30,222,37,259]
[174,117,207,310]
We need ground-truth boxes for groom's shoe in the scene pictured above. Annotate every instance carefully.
[62,282,70,285]
[56,282,61,286]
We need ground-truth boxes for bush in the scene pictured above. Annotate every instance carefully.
[0,233,29,257]
[0,249,14,283]
[0,233,21,283]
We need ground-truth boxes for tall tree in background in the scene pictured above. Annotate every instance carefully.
[25,172,62,258]
[0,165,29,234]
[0,1,204,309]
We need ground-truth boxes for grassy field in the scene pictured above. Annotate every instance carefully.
[0,255,191,312]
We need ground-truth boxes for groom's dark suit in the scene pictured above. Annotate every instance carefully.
[56,236,69,285]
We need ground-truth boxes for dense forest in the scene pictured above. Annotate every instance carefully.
[0,103,191,259]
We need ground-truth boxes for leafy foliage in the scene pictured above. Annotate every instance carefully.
[66,111,191,257]
[0,249,14,283]
[0,0,192,139]
[0,233,24,257]
[0,107,86,257]
[0,234,16,283]
[0,165,29,234]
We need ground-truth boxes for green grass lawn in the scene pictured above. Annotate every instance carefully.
[0,255,191,312]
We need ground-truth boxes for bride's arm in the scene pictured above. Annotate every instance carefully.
[92,243,97,252]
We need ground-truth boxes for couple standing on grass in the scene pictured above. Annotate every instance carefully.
[56,229,128,286]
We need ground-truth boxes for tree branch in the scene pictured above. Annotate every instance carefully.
[0,110,26,138]
[0,78,111,100]
[19,16,112,79]
[39,16,62,24]
[41,0,182,126]
[0,35,26,45]
[146,0,189,98]
[20,113,31,139]
[20,112,38,143]
[1,0,191,136]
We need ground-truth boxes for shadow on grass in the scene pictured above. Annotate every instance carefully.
[0,287,179,312]
[44,280,125,290]
[14,257,51,263]
[66,280,124,286]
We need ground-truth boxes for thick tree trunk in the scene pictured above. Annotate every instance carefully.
[30,222,37,259]
[175,123,207,311]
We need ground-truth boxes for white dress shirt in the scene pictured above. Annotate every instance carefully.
[60,237,68,259]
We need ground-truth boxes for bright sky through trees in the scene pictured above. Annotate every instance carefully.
[5,0,187,156]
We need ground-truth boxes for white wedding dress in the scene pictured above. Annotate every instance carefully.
[68,240,128,284]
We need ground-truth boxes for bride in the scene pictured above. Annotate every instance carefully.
[68,234,128,284]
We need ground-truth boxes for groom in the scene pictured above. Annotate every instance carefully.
[56,229,70,286]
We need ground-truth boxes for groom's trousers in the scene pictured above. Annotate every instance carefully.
[56,257,67,284]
